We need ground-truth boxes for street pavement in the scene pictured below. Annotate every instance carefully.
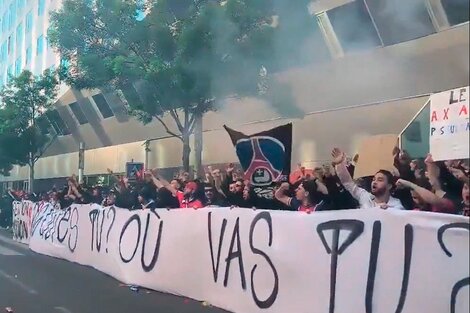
[0,230,229,313]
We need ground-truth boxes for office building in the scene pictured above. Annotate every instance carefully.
[0,0,61,88]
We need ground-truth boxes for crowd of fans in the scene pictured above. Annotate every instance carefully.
[0,147,469,228]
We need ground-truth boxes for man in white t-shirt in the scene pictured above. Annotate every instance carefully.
[331,148,404,210]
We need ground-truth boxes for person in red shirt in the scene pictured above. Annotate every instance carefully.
[147,170,203,209]
[460,182,469,216]
[175,181,204,209]
[395,179,456,214]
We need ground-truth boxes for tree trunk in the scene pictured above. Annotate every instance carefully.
[182,133,191,174]
[28,161,35,194]
[194,115,203,179]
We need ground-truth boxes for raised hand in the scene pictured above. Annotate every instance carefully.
[353,154,359,164]
[151,168,159,177]
[395,178,411,189]
[424,154,434,164]
[331,148,345,165]
[450,167,467,181]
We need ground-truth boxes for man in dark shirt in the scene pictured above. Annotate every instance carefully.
[275,180,327,213]
[204,184,228,207]
[134,189,157,210]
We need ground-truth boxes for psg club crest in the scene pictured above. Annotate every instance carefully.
[126,162,144,182]
[224,124,292,187]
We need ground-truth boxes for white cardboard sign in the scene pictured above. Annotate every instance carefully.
[22,203,469,313]
[429,86,469,161]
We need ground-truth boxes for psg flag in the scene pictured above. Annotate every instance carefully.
[224,123,292,188]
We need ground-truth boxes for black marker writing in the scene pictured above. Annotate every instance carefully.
[249,211,279,309]
[224,217,247,290]
[317,219,365,313]
[208,212,228,283]
[437,222,470,313]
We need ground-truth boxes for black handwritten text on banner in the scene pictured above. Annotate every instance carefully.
[24,204,469,313]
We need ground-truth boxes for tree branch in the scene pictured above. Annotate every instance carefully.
[154,115,183,141]
[124,43,152,73]
[188,113,197,134]
[169,109,184,132]
[33,133,57,163]
[184,107,189,129]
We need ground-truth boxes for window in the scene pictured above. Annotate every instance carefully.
[17,0,26,11]
[46,110,71,135]
[0,42,6,62]
[25,10,32,32]
[36,115,51,135]
[327,0,382,53]
[400,101,430,158]
[36,35,44,55]
[60,57,70,70]
[92,94,114,119]
[6,64,13,82]
[441,0,469,26]
[2,12,7,33]
[8,2,15,29]
[69,102,89,125]
[365,0,435,46]
[7,35,12,54]
[15,56,21,75]
[16,23,23,46]
[38,0,45,15]
[25,46,31,65]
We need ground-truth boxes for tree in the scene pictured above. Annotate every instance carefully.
[49,0,315,173]
[0,70,60,192]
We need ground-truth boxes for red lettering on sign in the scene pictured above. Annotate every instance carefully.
[431,111,438,122]
[443,108,450,120]
[459,104,468,117]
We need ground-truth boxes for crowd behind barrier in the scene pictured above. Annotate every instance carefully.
[4,144,470,313]
[14,202,470,313]
[2,148,469,231]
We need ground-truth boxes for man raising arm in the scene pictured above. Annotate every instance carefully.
[331,148,404,210]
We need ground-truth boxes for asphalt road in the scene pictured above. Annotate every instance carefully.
[0,230,230,313]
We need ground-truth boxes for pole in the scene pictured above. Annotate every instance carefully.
[194,115,203,178]
[144,140,150,170]
[28,152,34,194]
[78,142,85,185]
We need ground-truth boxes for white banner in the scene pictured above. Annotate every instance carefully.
[12,200,51,244]
[430,86,469,161]
[25,203,469,313]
